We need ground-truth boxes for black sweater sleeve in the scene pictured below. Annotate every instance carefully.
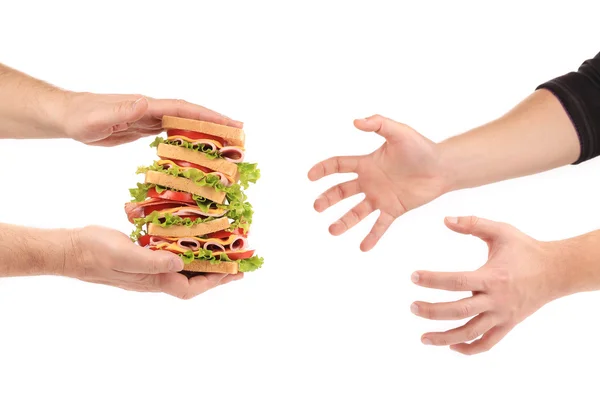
[536,52,600,164]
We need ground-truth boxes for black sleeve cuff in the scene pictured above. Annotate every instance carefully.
[536,52,600,165]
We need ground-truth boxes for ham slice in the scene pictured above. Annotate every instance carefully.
[125,198,194,223]
[219,146,245,163]
[230,236,247,251]
[203,242,226,252]
[177,238,201,251]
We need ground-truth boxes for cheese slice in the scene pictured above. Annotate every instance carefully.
[156,205,226,218]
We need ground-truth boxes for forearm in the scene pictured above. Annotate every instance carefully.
[0,223,73,277]
[0,63,68,139]
[549,230,600,298]
[438,51,600,192]
[439,89,580,191]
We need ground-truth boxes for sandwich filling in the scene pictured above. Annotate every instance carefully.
[124,124,263,273]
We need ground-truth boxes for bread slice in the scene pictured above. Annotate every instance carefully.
[183,260,238,274]
[162,116,245,147]
[147,216,230,237]
[145,170,226,204]
[157,143,238,177]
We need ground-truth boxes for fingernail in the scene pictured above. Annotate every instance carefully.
[169,258,183,272]
[410,303,419,315]
[411,272,420,283]
[446,217,458,224]
[234,274,244,281]
[422,338,433,345]
[132,97,144,111]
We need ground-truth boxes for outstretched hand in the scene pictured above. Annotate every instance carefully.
[411,216,562,355]
[66,226,242,299]
[62,92,243,146]
[308,115,447,251]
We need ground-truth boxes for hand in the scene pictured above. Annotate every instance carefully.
[308,115,447,251]
[410,216,562,355]
[61,92,243,146]
[65,226,242,299]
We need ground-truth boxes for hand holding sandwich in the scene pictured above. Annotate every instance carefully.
[0,223,240,299]
[0,62,242,145]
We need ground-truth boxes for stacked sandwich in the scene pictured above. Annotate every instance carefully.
[125,116,263,274]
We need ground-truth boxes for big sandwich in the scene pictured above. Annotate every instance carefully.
[125,116,263,274]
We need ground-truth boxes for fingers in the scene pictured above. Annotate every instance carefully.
[411,295,490,321]
[421,313,495,346]
[353,114,414,143]
[450,325,510,355]
[360,211,396,252]
[314,180,361,212]
[329,199,374,236]
[158,272,243,300]
[112,246,184,275]
[444,216,510,242]
[308,156,360,181]
[411,270,486,292]
[148,99,243,128]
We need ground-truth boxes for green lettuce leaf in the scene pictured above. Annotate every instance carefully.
[150,136,220,159]
[238,256,264,272]
[237,162,261,189]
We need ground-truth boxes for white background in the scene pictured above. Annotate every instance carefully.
[1,1,599,399]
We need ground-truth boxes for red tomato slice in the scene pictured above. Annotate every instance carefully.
[147,187,195,203]
[226,250,255,260]
[206,228,248,239]
[138,235,151,247]
[167,129,226,146]
[160,158,212,174]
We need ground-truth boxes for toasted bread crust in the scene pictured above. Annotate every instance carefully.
[144,171,226,204]
[183,260,238,274]
[147,217,230,237]
[157,143,237,177]
[162,116,245,147]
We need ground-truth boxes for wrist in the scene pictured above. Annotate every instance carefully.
[540,238,592,300]
[435,139,461,194]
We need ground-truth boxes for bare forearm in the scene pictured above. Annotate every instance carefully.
[439,89,580,192]
[549,230,600,297]
[0,223,73,277]
[0,63,68,139]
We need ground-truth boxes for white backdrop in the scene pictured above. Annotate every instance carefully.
[1,1,599,399]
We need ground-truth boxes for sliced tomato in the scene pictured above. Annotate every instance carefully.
[138,235,152,247]
[206,227,247,239]
[147,187,195,204]
[167,129,226,146]
[160,158,213,174]
[225,250,255,260]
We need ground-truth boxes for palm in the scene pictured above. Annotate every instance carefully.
[309,115,445,251]
[64,93,242,147]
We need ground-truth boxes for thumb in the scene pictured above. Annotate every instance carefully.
[444,216,508,242]
[353,114,415,142]
[104,96,148,127]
